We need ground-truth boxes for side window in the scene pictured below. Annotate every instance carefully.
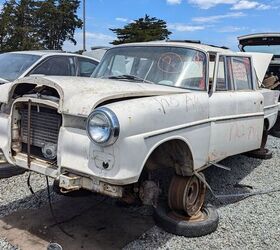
[216,56,229,91]
[30,56,76,76]
[77,58,98,77]
[229,57,252,90]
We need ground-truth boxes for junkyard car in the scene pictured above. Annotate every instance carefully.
[238,33,280,137]
[0,41,279,236]
[0,50,99,84]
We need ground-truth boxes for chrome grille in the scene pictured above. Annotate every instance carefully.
[20,105,61,148]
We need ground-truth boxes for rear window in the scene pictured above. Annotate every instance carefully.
[229,57,252,90]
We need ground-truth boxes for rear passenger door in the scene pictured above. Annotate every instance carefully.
[208,54,264,162]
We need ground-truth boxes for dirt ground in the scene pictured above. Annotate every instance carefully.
[0,195,153,250]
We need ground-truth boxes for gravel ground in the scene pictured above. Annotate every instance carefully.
[126,136,280,250]
[0,173,60,250]
[0,136,280,250]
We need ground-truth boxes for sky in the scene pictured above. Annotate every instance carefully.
[1,0,280,51]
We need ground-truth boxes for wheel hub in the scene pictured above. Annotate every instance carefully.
[168,174,206,216]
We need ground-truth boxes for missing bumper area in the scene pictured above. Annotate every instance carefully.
[59,173,123,198]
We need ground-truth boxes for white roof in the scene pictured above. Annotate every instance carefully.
[238,33,280,41]
[8,50,97,61]
[114,41,232,54]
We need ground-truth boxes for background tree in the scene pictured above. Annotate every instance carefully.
[36,0,82,50]
[110,14,172,45]
[8,0,41,51]
[0,0,82,52]
[0,1,15,51]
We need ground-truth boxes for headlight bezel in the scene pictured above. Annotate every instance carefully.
[86,107,120,146]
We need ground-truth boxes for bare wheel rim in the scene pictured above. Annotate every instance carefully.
[168,174,206,216]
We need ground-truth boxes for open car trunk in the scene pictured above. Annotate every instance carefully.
[238,33,280,137]
[238,33,280,92]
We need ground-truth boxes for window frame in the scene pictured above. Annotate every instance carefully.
[93,45,209,92]
[229,56,253,91]
[27,55,77,77]
[213,53,255,92]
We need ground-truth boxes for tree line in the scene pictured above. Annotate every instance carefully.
[0,0,171,52]
[0,0,82,52]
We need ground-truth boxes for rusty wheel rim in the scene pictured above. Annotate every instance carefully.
[168,174,206,216]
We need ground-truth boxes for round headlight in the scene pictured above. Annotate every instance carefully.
[86,107,120,146]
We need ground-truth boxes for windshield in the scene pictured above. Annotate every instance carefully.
[243,45,280,55]
[0,53,41,81]
[92,46,207,91]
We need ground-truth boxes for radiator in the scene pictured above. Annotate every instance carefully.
[20,105,61,148]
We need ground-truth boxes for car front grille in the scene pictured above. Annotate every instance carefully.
[20,104,61,148]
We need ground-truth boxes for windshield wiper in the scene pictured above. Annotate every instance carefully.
[106,74,154,84]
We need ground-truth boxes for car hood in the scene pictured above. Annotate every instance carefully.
[0,76,189,117]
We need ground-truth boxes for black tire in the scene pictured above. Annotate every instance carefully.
[245,148,273,160]
[0,163,27,179]
[270,114,280,138]
[154,201,219,237]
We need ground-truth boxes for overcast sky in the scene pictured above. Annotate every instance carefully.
[1,0,280,51]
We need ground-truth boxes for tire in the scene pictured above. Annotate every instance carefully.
[270,114,280,138]
[154,201,219,237]
[244,148,273,160]
[0,163,27,179]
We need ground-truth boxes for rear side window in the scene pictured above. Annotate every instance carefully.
[30,56,76,76]
[216,56,229,91]
[77,58,98,77]
[229,57,252,90]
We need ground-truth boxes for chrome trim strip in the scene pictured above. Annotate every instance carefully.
[145,112,264,139]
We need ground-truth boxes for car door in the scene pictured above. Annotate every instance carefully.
[28,56,76,76]
[208,54,264,162]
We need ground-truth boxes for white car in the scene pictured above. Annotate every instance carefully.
[0,51,99,84]
[0,41,278,236]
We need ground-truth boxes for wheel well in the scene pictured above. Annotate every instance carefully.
[143,139,194,176]
[264,118,269,131]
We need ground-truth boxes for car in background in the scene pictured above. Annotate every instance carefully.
[0,50,99,84]
[83,46,109,62]
[238,33,280,137]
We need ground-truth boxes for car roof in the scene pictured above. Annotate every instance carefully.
[113,41,232,54]
[83,48,109,61]
[238,33,280,41]
[8,50,99,61]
